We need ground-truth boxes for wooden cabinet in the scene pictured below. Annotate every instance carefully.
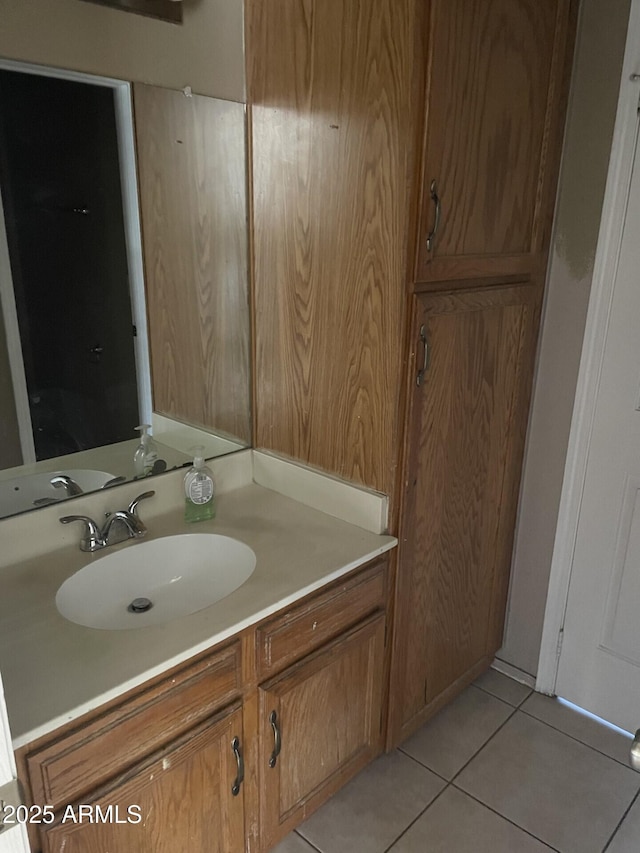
[19,641,244,853]
[389,284,538,743]
[17,558,389,853]
[40,705,245,853]
[248,0,576,500]
[258,614,385,850]
[386,0,577,747]
[414,0,575,284]
[253,559,388,851]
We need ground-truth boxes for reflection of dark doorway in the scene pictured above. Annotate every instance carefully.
[0,70,139,461]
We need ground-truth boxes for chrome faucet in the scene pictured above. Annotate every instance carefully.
[33,474,128,507]
[51,474,83,497]
[60,491,155,552]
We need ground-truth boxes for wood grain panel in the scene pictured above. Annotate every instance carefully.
[134,84,251,443]
[248,0,418,494]
[41,705,245,853]
[256,558,387,678]
[415,0,572,280]
[258,613,385,850]
[390,284,538,742]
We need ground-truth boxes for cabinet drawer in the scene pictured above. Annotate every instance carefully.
[26,640,241,809]
[256,558,387,678]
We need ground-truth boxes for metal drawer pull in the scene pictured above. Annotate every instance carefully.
[631,729,640,771]
[231,736,244,796]
[426,179,441,252]
[416,325,430,386]
[269,710,282,768]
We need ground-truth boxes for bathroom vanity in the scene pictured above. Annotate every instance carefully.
[0,464,394,853]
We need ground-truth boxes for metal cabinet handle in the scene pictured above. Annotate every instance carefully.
[416,325,430,386]
[268,710,281,768]
[425,179,441,253]
[231,736,244,796]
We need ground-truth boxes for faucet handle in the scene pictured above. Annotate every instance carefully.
[59,515,104,552]
[102,475,127,489]
[127,491,155,517]
[51,475,84,497]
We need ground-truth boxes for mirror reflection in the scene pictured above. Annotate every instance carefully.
[0,62,251,519]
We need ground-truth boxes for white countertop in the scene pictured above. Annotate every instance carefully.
[0,482,396,749]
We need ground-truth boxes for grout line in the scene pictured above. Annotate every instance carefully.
[383,703,525,851]
[396,697,520,787]
[515,691,535,709]
[518,706,637,770]
[396,746,449,783]
[380,782,452,853]
[472,681,533,709]
[601,788,640,852]
[448,704,519,784]
[396,683,518,781]
[450,783,562,852]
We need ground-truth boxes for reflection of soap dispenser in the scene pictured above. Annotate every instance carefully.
[133,424,158,476]
[184,446,215,522]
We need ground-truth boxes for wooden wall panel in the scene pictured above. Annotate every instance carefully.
[134,84,251,444]
[247,0,418,496]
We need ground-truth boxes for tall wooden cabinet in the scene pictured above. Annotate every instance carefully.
[247,0,577,751]
[386,0,577,746]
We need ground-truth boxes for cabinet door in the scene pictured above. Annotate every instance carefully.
[415,0,574,283]
[390,285,537,744]
[40,705,245,853]
[258,613,385,850]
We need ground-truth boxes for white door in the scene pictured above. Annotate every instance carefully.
[0,670,29,852]
[553,108,640,732]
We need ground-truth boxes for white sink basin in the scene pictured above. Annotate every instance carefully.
[56,534,256,630]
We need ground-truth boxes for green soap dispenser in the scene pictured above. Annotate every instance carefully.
[184,446,215,522]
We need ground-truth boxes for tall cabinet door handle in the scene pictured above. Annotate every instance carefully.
[425,179,441,253]
[416,325,430,386]
[231,736,244,796]
[268,710,282,768]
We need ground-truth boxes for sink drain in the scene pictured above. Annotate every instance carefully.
[128,597,153,614]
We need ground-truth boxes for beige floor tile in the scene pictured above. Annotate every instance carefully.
[474,668,533,706]
[522,691,633,766]
[297,750,445,853]
[389,786,554,853]
[456,712,640,853]
[269,832,318,853]
[607,793,640,853]
[399,685,513,779]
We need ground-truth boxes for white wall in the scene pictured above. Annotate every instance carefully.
[0,0,244,101]
[498,0,632,676]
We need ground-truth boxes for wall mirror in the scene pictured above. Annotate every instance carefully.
[0,59,251,519]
